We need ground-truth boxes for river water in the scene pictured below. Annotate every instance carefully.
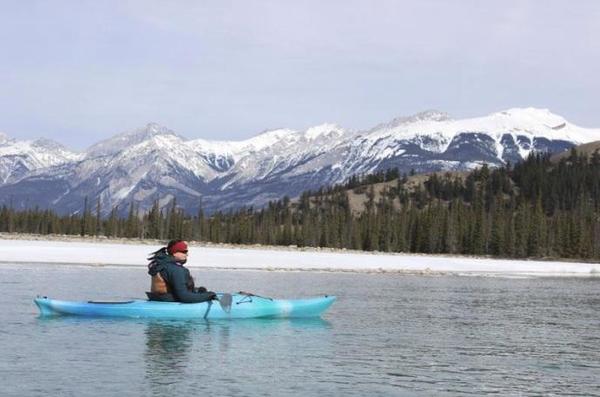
[1,264,599,396]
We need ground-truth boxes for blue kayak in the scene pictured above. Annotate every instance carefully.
[34,293,335,319]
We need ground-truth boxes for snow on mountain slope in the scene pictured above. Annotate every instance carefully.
[56,133,215,213]
[0,134,81,184]
[347,107,599,177]
[116,134,218,181]
[189,128,298,158]
[447,108,596,143]
[364,108,597,151]
[217,124,348,189]
[187,128,299,178]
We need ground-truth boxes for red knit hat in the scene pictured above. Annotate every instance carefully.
[168,241,188,255]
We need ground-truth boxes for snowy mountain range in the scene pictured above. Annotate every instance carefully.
[0,108,598,215]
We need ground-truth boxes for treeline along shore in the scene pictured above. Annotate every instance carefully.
[1,149,599,261]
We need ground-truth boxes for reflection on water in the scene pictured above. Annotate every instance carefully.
[145,321,195,373]
[142,318,332,394]
[144,320,197,391]
[34,314,331,396]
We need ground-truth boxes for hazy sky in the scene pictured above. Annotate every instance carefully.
[1,0,599,149]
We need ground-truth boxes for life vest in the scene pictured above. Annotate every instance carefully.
[150,273,170,294]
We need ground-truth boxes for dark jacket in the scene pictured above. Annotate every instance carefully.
[147,251,215,303]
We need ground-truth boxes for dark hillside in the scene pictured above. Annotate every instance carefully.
[551,140,600,162]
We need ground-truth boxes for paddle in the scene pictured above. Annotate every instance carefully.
[238,290,273,301]
[216,293,232,313]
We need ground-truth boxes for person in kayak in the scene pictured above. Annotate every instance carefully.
[147,240,217,303]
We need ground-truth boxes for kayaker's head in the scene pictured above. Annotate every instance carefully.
[167,240,189,264]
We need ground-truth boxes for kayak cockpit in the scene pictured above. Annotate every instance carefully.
[87,301,136,304]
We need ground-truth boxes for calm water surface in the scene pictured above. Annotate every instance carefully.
[1,264,599,396]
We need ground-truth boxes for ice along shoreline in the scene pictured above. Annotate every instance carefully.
[0,234,598,276]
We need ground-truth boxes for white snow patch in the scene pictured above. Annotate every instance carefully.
[133,187,157,201]
[158,194,174,208]
[495,138,504,160]
[0,239,597,276]
[114,185,135,200]
[377,147,395,160]
[158,176,201,196]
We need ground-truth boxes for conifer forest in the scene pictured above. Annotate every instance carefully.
[2,149,599,261]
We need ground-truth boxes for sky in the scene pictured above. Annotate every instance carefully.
[1,0,599,150]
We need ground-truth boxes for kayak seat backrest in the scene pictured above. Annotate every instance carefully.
[151,273,170,294]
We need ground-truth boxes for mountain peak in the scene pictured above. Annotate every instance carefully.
[0,132,10,145]
[143,122,176,135]
[240,128,297,151]
[255,127,296,138]
[125,122,179,140]
[477,107,599,143]
[85,123,182,157]
[304,123,345,140]
[409,110,452,122]
[32,137,74,152]
[373,110,452,132]
[493,107,566,126]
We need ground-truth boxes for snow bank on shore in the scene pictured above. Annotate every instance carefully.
[1,238,598,276]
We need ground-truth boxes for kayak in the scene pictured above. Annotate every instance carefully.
[34,293,336,319]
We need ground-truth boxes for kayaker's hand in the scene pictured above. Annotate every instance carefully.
[207,291,218,300]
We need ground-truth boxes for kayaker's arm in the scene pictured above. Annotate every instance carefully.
[169,267,216,303]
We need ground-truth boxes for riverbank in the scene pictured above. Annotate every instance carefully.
[1,234,598,276]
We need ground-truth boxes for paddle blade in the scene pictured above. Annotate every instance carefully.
[218,293,232,313]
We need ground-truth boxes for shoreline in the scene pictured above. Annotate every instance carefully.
[1,233,599,276]
[2,261,596,278]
